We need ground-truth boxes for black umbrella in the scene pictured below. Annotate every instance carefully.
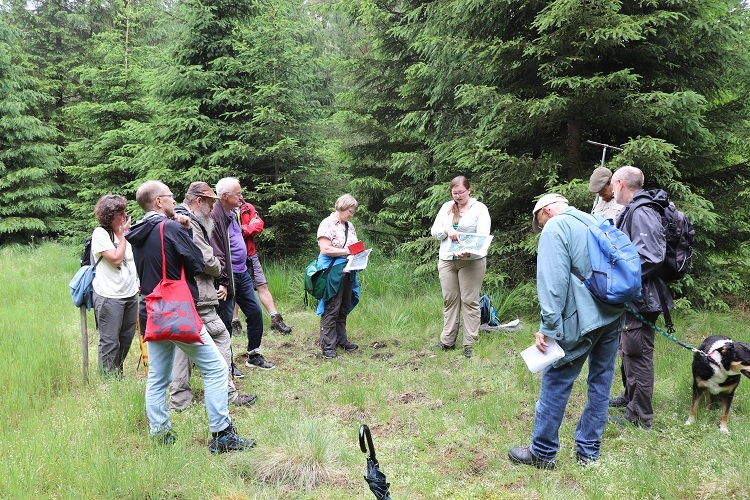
[359,424,391,499]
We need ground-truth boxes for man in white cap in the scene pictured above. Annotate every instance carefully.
[589,166,623,220]
[508,193,624,469]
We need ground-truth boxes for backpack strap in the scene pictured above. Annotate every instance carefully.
[560,211,595,283]
[91,225,115,270]
[655,278,674,332]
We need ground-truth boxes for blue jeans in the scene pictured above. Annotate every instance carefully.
[145,326,231,435]
[530,317,622,461]
[218,270,263,354]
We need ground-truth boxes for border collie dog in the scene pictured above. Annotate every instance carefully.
[686,335,750,434]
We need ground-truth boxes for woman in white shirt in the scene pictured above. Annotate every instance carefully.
[430,176,491,358]
[91,194,138,376]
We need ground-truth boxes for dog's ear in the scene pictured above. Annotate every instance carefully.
[718,343,734,356]
[735,342,750,362]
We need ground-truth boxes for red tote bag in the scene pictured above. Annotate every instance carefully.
[144,221,204,343]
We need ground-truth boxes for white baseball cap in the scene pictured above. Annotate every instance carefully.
[532,194,568,233]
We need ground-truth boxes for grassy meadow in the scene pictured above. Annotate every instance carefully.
[3,242,750,498]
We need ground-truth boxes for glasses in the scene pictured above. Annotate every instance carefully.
[156,193,174,199]
[451,190,468,197]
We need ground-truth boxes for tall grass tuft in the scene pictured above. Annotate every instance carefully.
[242,410,349,491]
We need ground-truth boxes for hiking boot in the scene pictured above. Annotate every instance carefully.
[270,314,292,334]
[208,425,256,454]
[340,341,359,352]
[609,394,629,408]
[607,414,651,430]
[508,446,555,470]
[246,354,275,370]
[577,453,597,466]
[154,430,178,446]
[464,346,473,358]
[231,363,244,379]
[322,350,337,359]
[231,318,242,337]
[433,343,455,351]
[232,393,257,407]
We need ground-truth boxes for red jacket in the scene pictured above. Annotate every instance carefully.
[239,202,264,257]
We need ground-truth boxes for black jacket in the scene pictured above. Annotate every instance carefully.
[616,189,673,313]
[125,212,205,301]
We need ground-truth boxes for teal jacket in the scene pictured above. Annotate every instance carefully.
[537,207,624,365]
[315,254,360,315]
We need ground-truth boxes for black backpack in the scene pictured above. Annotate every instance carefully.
[80,226,114,267]
[658,202,695,283]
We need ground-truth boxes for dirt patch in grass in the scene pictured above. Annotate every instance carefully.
[329,403,373,424]
[468,451,489,476]
[436,443,489,477]
[386,390,432,407]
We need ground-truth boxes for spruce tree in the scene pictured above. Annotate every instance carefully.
[0,19,63,243]
[127,0,331,252]
[63,0,170,235]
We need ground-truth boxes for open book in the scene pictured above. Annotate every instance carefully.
[448,233,493,257]
[344,248,372,272]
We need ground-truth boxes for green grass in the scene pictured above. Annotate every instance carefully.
[3,242,750,498]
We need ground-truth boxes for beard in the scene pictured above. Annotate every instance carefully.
[195,204,214,239]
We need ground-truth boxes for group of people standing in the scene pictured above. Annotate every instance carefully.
[87,167,675,463]
[88,178,299,452]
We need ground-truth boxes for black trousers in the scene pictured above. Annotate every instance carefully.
[620,311,660,426]
[319,274,355,353]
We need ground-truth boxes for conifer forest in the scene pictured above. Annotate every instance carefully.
[1,0,749,308]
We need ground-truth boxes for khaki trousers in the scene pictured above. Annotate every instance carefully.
[169,305,237,410]
[438,257,486,348]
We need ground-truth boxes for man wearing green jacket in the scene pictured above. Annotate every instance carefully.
[508,194,624,469]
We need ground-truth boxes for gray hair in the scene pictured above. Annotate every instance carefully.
[335,193,358,212]
[612,165,644,191]
[216,177,240,197]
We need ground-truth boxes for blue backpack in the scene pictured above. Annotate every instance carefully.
[479,294,499,326]
[564,211,642,305]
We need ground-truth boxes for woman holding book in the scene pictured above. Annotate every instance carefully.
[316,194,362,359]
[430,176,491,358]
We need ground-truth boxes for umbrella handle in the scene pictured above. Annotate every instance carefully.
[359,424,377,462]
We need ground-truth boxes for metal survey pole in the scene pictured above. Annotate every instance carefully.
[586,140,623,167]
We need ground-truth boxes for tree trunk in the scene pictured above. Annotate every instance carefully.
[566,119,582,181]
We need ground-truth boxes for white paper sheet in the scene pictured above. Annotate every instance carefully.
[520,338,565,373]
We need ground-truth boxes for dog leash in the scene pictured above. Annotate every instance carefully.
[623,304,719,367]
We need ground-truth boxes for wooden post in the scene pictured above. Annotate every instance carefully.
[80,305,89,383]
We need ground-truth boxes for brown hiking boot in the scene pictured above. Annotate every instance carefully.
[270,313,292,334]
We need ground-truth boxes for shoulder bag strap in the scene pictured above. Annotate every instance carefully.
[560,211,590,283]
[159,220,186,281]
[159,221,167,281]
